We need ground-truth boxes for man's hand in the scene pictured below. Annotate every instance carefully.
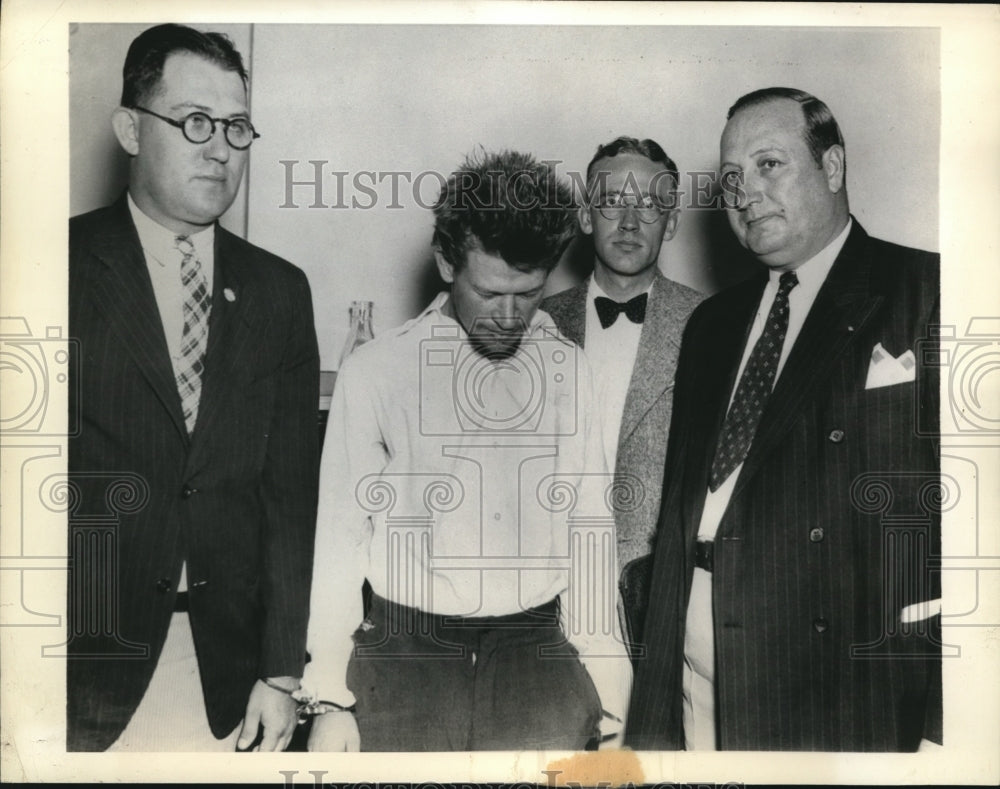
[307,711,360,752]
[237,677,299,752]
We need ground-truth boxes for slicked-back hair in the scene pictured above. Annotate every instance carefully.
[728,87,845,168]
[585,136,678,187]
[120,23,248,108]
[432,150,577,273]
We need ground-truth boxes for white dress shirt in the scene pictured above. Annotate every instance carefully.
[127,194,215,594]
[128,194,215,364]
[683,218,851,750]
[303,293,632,725]
[583,277,650,472]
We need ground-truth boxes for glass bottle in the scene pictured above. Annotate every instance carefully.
[338,300,374,368]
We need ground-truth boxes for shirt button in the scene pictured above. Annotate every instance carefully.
[809,527,825,543]
[155,578,172,594]
[828,429,845,443]
[813,617,829,633]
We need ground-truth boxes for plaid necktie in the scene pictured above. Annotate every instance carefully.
[174,235,211,434]
[709,270,798,492]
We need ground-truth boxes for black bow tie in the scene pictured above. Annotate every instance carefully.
[594,293,648,329]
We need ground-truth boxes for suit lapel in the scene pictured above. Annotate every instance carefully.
[187,229,259,458]
[87,198,189,443]
[543,282,587,347]
[685,280,761,540]
[732,221,883,498]
[618,272,686,445]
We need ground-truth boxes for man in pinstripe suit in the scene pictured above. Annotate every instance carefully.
[67,24,319,751]
[626,88,941,751]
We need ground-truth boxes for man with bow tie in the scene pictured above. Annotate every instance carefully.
[68,24,319,751]
[542,137,703,655]
[626,88,941,751]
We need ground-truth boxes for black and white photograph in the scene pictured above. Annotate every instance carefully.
[1,1,998,785]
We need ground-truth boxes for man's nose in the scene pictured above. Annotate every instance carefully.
[203,124,231,162]
[734,172,763,211]
[618,206,640,230]
[492,297,522,330]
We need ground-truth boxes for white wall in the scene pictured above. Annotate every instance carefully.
[70,24,939,371]
[247,25,939,369]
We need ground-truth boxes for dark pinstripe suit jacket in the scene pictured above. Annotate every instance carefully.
[626,220,941,751]
[67,196,320,751]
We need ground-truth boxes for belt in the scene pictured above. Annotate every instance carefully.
[368,592,560,629]
[173,591,190,612]
[694,541,714,573]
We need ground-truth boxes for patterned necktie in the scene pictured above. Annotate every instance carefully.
[175,235,211,434]
[708,270,798,492]
[594,292,648,329]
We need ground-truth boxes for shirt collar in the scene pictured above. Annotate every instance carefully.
[127,192,215,267]
[768,217,851,291]
[587,273,655,303]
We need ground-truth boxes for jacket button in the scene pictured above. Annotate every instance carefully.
[828,429,845,443]
[155,578,172,593]
[813,617,829,633]
[809,527,825,543]
[181,484,197,499]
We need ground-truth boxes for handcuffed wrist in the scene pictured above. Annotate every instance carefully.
[262,676,301,694]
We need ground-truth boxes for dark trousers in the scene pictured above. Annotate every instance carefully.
[347,593,602,751]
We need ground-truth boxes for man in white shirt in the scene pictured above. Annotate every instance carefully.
[626,88,941,751]
[306,150,632,751]
[542,137,702,653]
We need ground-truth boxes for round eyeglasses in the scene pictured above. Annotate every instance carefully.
[133,106,260,150]
[593,194,670,224]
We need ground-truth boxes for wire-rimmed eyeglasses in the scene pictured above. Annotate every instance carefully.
[133,106,260,150]
[592,193,672,224]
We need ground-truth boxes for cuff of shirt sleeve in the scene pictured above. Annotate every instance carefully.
[300,663,357,709]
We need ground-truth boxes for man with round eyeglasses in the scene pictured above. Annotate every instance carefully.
[68,24,319,752]
[542,137,703,663]
[129,105,261,151]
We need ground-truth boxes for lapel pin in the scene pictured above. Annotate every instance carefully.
[224,288,236,303]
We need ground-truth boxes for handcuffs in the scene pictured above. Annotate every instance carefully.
[262,677,355,725]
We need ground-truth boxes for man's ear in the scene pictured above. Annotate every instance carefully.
[434,250,456,284]
[661,209,680,242]
[578,204,593,235]
[111,107,140,156]
[822,144,846,193]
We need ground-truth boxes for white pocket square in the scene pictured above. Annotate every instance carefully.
[865,342,916,389]
[900,598,941,624]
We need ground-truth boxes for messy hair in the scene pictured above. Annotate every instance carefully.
[432,150,577,272]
